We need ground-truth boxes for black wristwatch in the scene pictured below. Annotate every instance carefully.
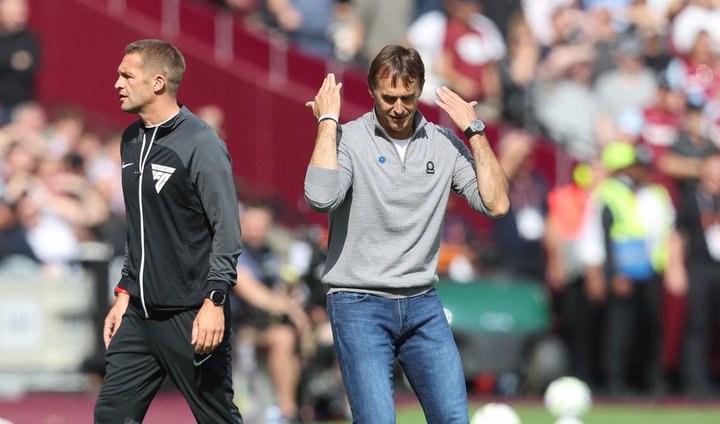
[463,119,486,139]
[206,290,227,306]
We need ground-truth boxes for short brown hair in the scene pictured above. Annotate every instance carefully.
[367,45,425,92]
[125,39,185,97]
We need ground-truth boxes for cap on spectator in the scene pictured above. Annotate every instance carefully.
[602,141,652,171]
[572,163,594,188]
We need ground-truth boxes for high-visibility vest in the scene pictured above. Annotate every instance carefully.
[596,178,672,279]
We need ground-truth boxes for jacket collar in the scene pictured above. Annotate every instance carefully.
[364,108,428,141]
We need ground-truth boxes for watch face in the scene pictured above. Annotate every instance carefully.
[209,290,226,305]
[471,120,485,132]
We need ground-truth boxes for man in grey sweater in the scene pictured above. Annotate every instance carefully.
[304,45,509,423]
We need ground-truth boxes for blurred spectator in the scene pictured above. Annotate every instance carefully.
[628,71,686,198]
[670,0,720,60]
[594,32,658,144]
[665,153,720,398]
[197,104,227,139]
[230,199,310,423]
[0,101,46,154]
[437,195,480,282]
[667,22,720,106]
[437,0,505,120]
[545,161,605,389]
[0,0,39,125]
[492,130,550,282]
[636,72,685,159]
[265,0,336,58]
[413,0,443,21]
[657,101,718,192]
[0,171,37,271]
[351,0,415,65]
[499,10,541,130]
[580,4,621,79]
[407,0,505,108]
[535,42,600,160]
[406,2,449,104]
[628,0,684,37]
[84,133,126,253]
[579,141,674,396]
[480,0,522,38]
[582,0,633,31]
[45,107,86,160]
[522,0,579,48]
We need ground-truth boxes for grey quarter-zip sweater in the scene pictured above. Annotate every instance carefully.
[304,110,494,295]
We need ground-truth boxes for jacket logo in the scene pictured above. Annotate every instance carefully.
[151,163,176,193]
[426,161,435,174]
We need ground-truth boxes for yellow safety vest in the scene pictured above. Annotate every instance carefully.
[596,178,672,278]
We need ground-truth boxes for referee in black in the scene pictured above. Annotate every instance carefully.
[94,39,243,423]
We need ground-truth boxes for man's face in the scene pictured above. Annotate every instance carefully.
[370,76,422,139]
[240,207,273,248]
[115,53,155,115]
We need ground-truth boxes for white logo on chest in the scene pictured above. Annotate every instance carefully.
[151,163,176,193]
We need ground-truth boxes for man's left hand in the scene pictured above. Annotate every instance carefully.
[192,299,225,354]
[434,86,478,132]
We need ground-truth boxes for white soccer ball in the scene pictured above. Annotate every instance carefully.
[470,402,522,424]
[544,376,592,418]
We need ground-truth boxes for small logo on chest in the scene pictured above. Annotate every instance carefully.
[426,161,435,174]
[151,163,176,193]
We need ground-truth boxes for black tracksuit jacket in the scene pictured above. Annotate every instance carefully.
[117,106,242,315]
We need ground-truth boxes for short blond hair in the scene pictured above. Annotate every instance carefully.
[125,39,185,97]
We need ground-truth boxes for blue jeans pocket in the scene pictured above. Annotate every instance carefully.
[330,291,370,304]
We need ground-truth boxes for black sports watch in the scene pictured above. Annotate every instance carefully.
[463,119,486,139]
[206,290,227,306]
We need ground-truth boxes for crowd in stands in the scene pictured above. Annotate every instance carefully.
[3,0,720,420]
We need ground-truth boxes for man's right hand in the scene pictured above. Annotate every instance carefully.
[103,293,130,348]
[305,73,342,119]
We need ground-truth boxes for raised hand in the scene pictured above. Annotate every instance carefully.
[434,86,478,132]
[306,73,342,119]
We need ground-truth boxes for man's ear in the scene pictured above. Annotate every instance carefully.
[152,74,166,93]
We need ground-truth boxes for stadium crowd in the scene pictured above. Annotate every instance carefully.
[2,0,720,421]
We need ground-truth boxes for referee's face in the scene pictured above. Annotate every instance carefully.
[115,53,155,115]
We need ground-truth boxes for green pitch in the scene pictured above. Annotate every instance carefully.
[311,402,720,424]
[396,403,720,424]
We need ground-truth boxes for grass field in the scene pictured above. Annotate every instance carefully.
[390,401,720,424]
[2,392,719,423]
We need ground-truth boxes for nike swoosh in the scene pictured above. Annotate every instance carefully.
[193,354,212,367]
[122,162,134,169]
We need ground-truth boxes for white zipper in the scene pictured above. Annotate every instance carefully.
[137,126,159,318]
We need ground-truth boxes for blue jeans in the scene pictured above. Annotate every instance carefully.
[327,288,468,424]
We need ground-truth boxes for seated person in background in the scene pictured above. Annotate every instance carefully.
[231,199,310,423]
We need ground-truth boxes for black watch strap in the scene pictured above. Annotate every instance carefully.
[463,127,477,139]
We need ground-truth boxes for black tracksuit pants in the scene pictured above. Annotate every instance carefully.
[94,298,243,423]
[682,263,720,394]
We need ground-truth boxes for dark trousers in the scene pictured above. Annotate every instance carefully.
[602,276,663,392]
[682,263,720,393]
[560,278,603,388]
[94,300,243,423]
